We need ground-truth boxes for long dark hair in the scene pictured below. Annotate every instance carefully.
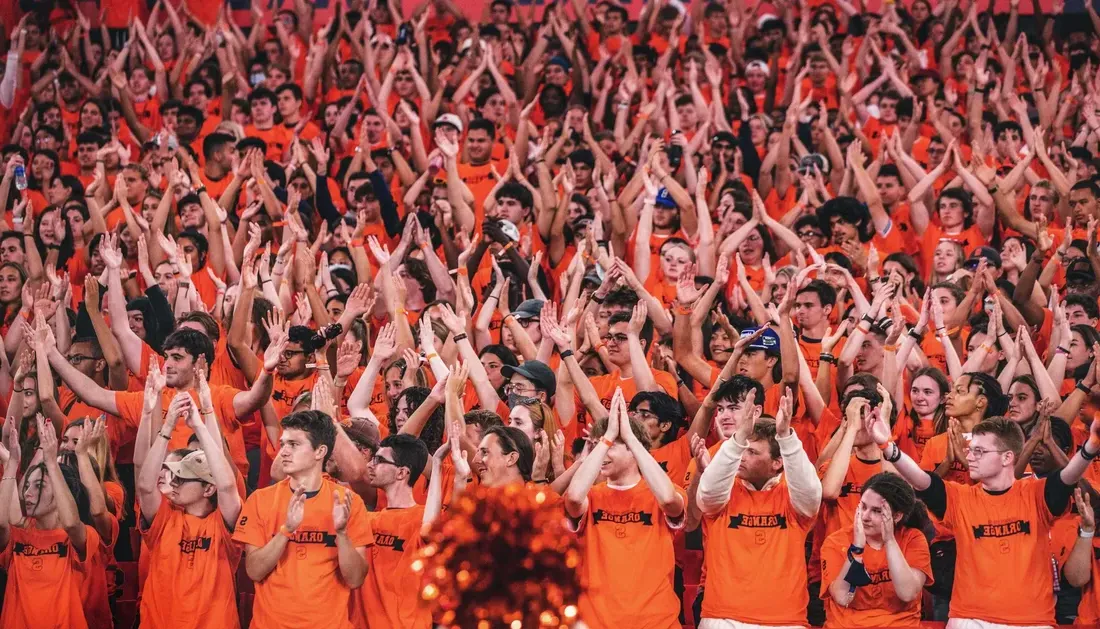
[20,461,93,527]
[910,366,950,437]
[863,472,934,542]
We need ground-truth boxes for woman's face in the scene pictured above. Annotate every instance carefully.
[1001,238,1025,272]
[39,209,64,246]
[481,353,505,390]
[909,374,944,417]
[80,102,104,130]
[738,229,765,264]
[933,240,961,274]
[21,466,56,518]
[911,1,931,22]
[709,327,733,362]
[749,117,768,145]
[65,208,86,238]
[508,405,538,441]
[0,266,23,302]
[1067,331,1093,371]
[142,196,160,223]
[154,261,176,293]
[47,178,70,205]
[384,365,405,404]
[659,245,692,282]
[770,273,790,304]
[1006,381,1039,424]
[32,153,55,181]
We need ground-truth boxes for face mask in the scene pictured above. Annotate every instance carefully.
[250,72,266,87]
[507,393,539,409]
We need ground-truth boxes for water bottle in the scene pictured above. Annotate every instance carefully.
[13,164,27,191]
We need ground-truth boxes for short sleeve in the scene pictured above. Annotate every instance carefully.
[343,487,374,548]
[232,491,270,547]
[819,532,845,597]
[74,525,101,568]
[901,528,934,586]
[112,391,146,429]
[213,386,242,430]
[144,504,174,547]
[663,486,688,531]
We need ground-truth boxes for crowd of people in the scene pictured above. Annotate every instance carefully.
[0,0,1099,627]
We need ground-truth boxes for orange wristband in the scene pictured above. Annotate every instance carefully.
[456,267,469,276]
[601,438,614,448]
[272,220,286,227]
[350,238,364,247]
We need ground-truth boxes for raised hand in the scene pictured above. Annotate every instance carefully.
[1078,487,1096,535]
[285,488,307,533]
[371,323,398,364]
[774,387,794,438]
[690,433,711,473]
[335,337,363,379]
[37,414,58,461]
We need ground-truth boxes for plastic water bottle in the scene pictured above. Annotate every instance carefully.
[13,164,27,191]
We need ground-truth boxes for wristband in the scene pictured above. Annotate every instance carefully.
[674,305,693,316]
[559,349,574,359]
[600,437,614,448]
[1081,441,1100,461]
[452,333,468,343]
[456,267,469,277]
[503,313,515,324]
[1078,382,1093,395]
[350,238,365,247]
[12,388,23,393]
[592,295,606,304]
[1056,346,1071,355]
[884,442,903,463]
[272,220,286,227]
[278,525,293,539]
[426,352,440,361]
[1081,529,1096,539]
[158,431,172,440]
[848,544,865,555]
[883,344,897,352]
[818,353,836,364]
[595,342,607,352]
[201,408,215,416]
[195,185,208,196]
[501,241,515,253]
[860,314,875,324]
[907,328,925,340]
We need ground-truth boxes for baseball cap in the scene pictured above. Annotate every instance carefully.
[963,246,1002,270]
[740,327,780,354]
[712,131,736,146]
[433,113,463,133]
[798,153,830,175]
[512,299,544,321]
[163,450,215,485]
[745,59,771,76]
[502,360,557,397]
[548,55,572,71]
[655,187,677,209]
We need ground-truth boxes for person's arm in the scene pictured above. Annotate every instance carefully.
[40,421,88,559]
[563,391,626,520]
[624,303,658,393]
[1064,487,1097,588]
[100,237,145,374]
[621,393,685,519]
[820,414,859,501]
[72,418,114,542]
[44,338,120,415]
[1056,418,1100,495]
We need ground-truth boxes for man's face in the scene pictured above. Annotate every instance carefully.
[123,169,148,203]
[489,197,526,224]
[602,321,633,366]
[599,438,635,480]
[793,290,830,330]
[130,68,151,95]
[878,98,899,124]
[163,347,196,388]
[737,349,774,381]
[278,428,325,476]
[187,83,210,110]
[828,216,858,245]
[179,202,205,230]
[67,340,105,379]
[491,3,509,22]
[364,115,385,142]
[277,341,309,378]
[738,438,781,486]
[465,129,493,164]
[277,91,300,118]
[629,400,666,443]
[0,236,23,265]
[544,65,568,86]
[1066,304,1097,327]
[965,432,1011,481]
[604,11,624,33]
[77,142,99,168]
[251,98,275,124]
[473,433,515,487]
[855,334,884,373]
[367,446,407,489]
[875,175,903,206]
[1068,189,1098,226]
[676,103,697,128]
[177,115,199,140]
[937,197,966,229]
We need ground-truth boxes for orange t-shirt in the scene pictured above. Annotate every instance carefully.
[233,478,374,629]
[81,514,118,629]
[139,504,241,628]
[1051,513,1100,625]
[942,477,1061,625]
[244,124,294,163]
[700,476,816,624]
[920,223,987,275]
[819,525,933,627]
[570,481,686,629]
[352,505,432,629]
[0,522,101,629]
[113,385,248,475]
[650,436,693,488]
[577,369,679,431]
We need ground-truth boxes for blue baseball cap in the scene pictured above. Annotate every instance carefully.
[655,187,677,208]
[740,327,780,354]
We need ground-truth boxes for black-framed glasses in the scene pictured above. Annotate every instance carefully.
[281,349,306,360]
[964,447,1008,459]
[371,455,396,466]
[518,318,540,328]
[602,333,630,344]
[68,354,97,365]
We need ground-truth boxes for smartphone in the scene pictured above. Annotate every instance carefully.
[667,130,683,170]
[395,23,411,47]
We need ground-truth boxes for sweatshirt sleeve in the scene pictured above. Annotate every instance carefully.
[777,430,822,519]
[697,437,747,516]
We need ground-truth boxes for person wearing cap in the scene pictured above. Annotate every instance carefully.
[696,378,822,627]
[136,391,243,628]
[500,298,545,363]
[502,358,556,409]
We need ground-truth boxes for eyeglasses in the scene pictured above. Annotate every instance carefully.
[964,447,1008,459]
[518,318,540,328]
[504,383,537,396]
[68,354,97,365]
[371,455,396,466]
[167,474,205,488]
[602,333,630,345]
[629,408,659,421]
[281,349,306,360]
[797,230,824,239]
